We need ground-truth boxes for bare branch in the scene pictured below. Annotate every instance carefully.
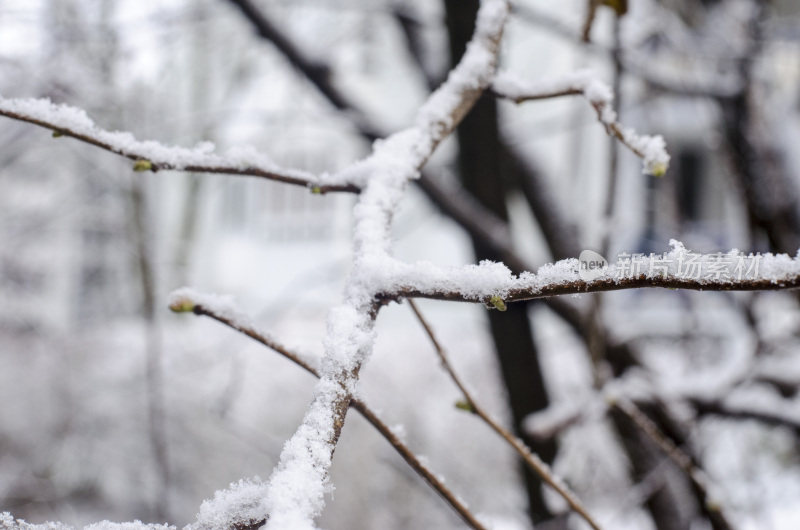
[168,294,488,530]
[512,5,740,100]
[225,0,382,140]
[492,70,669,176]
[0,98,358,193]
[408,300,604,530]
[581,0,600,43]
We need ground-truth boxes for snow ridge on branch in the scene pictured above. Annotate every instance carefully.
[247,1,512,529]
[168,289,488,530]
[0,511,176,530]
[492,69,670,176]
[0,95,358,193]
[383,240,800,304]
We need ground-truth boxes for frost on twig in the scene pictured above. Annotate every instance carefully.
[169,289,488,529]
[169,287,321,374]
[0,512,177,530]
[385,240,800,304]
[188,479,268,530]
[492,70,670,176]
[0,95,358,193]
[232,1,513,528]
[5,0,770,527]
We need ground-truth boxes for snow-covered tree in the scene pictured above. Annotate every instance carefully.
[2,1,800,529]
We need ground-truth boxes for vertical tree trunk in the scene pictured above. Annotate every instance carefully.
[444,1,558,524]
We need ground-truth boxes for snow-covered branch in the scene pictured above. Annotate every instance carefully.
[0,512,175,530]
[0,96,358,193]
[167,289,488,530]
[492,70,670,176]
[1,2,514,526]
[7,0,795,527]
[382,241,800,305]
[242,2,511,528]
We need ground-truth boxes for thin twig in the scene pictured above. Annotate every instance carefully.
[223,0,629,380]
[0,107,358,194]
[581,0,600,42]
[514,4,739,99]
[226,0,382,140]
[181,302,489,530]
[247,3,511,525]
[407,299,604,530]
[492,73,668,176]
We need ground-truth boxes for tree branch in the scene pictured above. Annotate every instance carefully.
[513,4,741,100]
[408,300,603,530]
[245,2,511,526]
[384,261,800,306]
[220,0,627,380]
[225,0,382,140]
[168,292,488,530]
[0,98,358,193]
[492,70,670,176]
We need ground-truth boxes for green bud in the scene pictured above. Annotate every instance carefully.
[650,162,667,177]
[310,186,322,194]
[455,399,476,413]
[488,295,507,312]
[52,130,64,138]
[168,298,195,313]
[133,159,153,172]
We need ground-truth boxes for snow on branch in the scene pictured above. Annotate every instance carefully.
[0,512,176,530]
[0,96,358,193]
[169,288,489,530]
[492,70,670,176]
[381,240,800,305]
[6,0,747,528]
[222,2,514,528]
